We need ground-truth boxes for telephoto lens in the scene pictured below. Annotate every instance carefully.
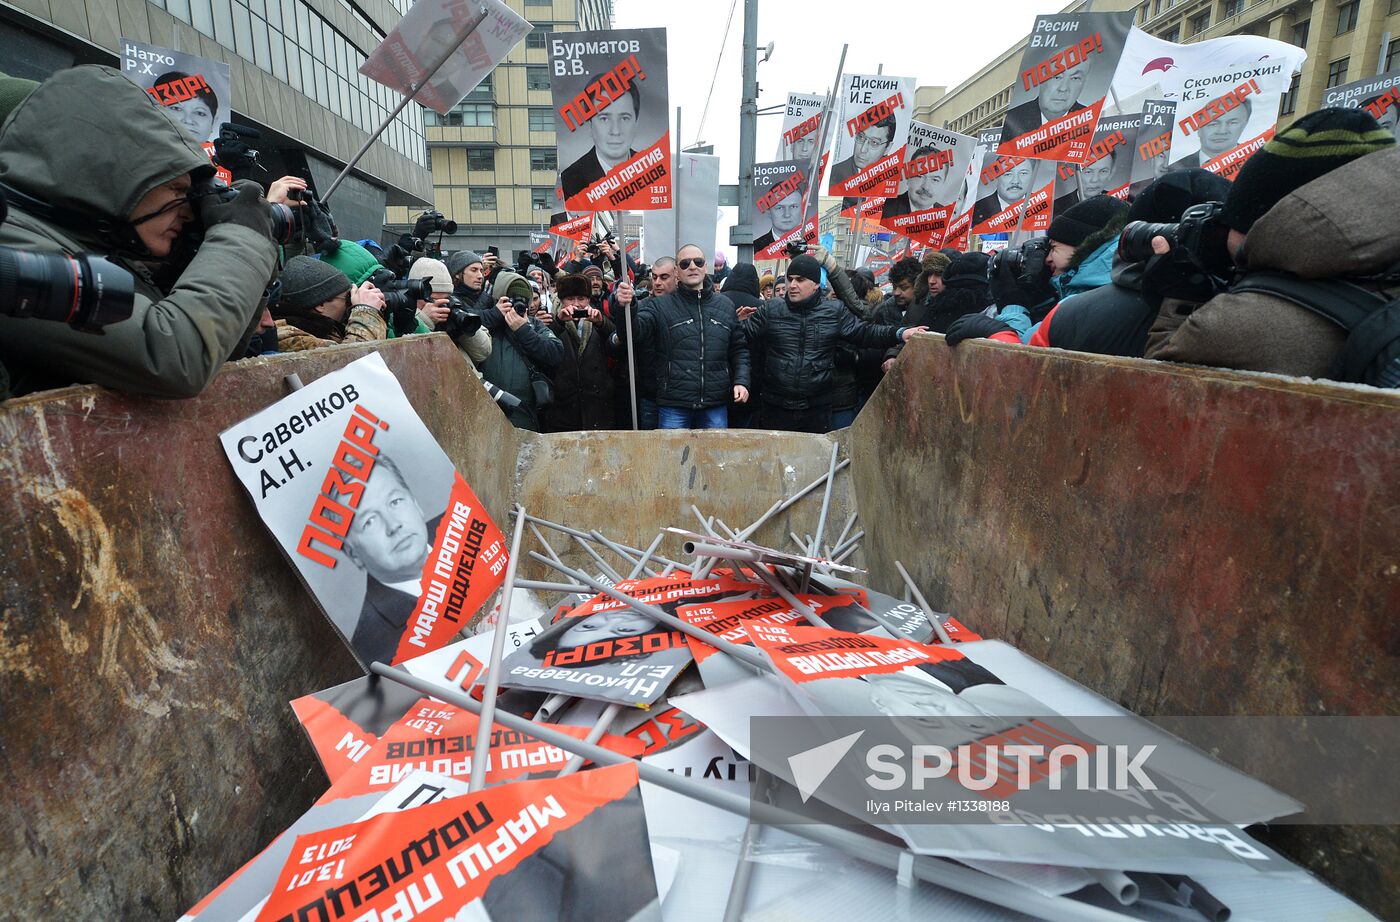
[0,247,136,332]
[1118,221,1179,264]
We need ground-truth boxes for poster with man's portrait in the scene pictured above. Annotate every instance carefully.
[1046,113,1139,229]
[879,121,977,246]
[777,92,831,188]
[360,0,530,115]
[827,73,916,199]
[752,160,818,261]
[220,352,509,672]
[1129,99,1176,197]
[998,11,1134,163]
[548,27,671,212]
[1167,60,1290,180]
[1322,69,1400,142]
[970,128,1043,237]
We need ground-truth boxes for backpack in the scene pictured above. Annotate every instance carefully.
[1229,271,1400,388]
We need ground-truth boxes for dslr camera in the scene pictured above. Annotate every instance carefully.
[366,267,433,335]
[1118,201,1233,280]
[586,232,616,260]
[987,237,1051,290]
[443,294,482,339]
[190,177,340,255]
[0,190,135,332]
[783,240,810,258]
[413,210,457,237]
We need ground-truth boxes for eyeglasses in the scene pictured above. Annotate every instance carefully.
[678,257,706,270]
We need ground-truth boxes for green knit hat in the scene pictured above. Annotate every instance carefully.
[320,240,382,284]
[0,71,40,128]
[1223,107,1395,233]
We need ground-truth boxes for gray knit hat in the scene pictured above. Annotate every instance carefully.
[278,255,350,312]
[446,250,484,277]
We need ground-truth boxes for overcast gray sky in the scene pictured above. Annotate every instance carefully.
[613,0,1063,255]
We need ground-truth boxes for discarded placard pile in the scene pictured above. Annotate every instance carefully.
[191,354,1369,921]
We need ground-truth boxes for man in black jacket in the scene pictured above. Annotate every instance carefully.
[616,244,750,429]
[744,255,925,432]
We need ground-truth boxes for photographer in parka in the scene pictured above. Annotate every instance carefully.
[0,66,277,397]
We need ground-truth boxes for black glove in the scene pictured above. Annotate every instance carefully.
[198,179,272,239]
[1140,251,1229,313]
[990,249,1055,311]
[537,252,559,277]
[945,313,1015,346]
[412,212,440,239]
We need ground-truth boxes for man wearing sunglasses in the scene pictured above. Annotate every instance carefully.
[614,244,749,429]
[0,65,278,397]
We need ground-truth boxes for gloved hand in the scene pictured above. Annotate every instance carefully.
[1140,250,1229,313]
[198,179,272,239]
[990,248,1055,311]
[945,313,1015,346]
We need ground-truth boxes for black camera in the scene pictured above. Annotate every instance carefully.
[586,232,615,259]
[211,122,262,175]
[1119,201,1233,278]
[987,237,1052,290]
[443,294,481,339]
[509,297,530,316]
[190,178,339,255]
[783,239,809,257]
[367,268,432,314]
[413,210,457,237]
[0,191,135,333]
[571,306,590,320]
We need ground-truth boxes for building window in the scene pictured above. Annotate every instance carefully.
[1291,19,1310,47]
[1190,10,1210,34]
[427,102,493,127]
[1391,0,1400,14]
[1280,73,1300,115]
[470,188,497,210]
[1138,2,1149,21]
[526,65,551,90]
[1335,0,1358,34]
[531,188,552,209]
[424,147,432,171]
[530,148,558,171]
[1161,24,1180,42]
[1387,37,1400,71]
[1153,0,1162,13]
[528,107,554,132]
[526,30,548,49]
[1223,0,1243,17]
[466,74,492,101]
[466,147,494,170]
[1327,57,1350,87]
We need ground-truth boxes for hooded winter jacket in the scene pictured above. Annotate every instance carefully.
[542,306,617,432]
[1146,146,1400,378]
[622,276,750,409]
[743,290,904,410]
[477,271,563,431]
[999,256,1154,356]
[994,218,1124,343]
[0,66,278,397]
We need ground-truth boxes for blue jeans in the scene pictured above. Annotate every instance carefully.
[828,407,856,431]
[638,397,659,430]
[658,405,729,429]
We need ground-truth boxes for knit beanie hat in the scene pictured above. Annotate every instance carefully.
[1048,194,1130,247]
[921,251,952,277]
[1128,168,1233,223]
[786,254,823,284]
[556,273,591,300]
[277,256,349,312]
[446,250,483,277]
[408,257,453,293]
[320,240,382,285]
[0,71,39,127]
[1223,107,1395,233]
[942,252,991,286]
[580,261,604,278]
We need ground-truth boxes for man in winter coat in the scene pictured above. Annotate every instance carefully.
[616,244,750,429]
[405,256,493,364]
[272,257,388,351]
[0,65,278,397]
[477,271,564,432]
[448,250,493,308]
[744,255,925,433]
[858,257,929,391]
[542,273,617,431]
[1145,108,1398,379]
[903,252,993,337]
[946,194,1129,346]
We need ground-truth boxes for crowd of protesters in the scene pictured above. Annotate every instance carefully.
[1,64,1397,422]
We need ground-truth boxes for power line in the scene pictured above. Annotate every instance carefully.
[695,0,740,145]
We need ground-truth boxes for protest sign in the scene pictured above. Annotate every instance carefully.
[500,573,754,707]
[945,129,1000,250]
[777,91,831,189]
[752,160,818,260]
[970,128,1040,237]
[319,696,641,803]
[259,763,660,922]
[1167,59,1290,180]
[550,28,672,212]
[879,122,977,247]
[999,12,1134,163]
[220,353,508,671]
[1045,113,1139,230]
[1322,69,1400,141]
[827,73,916,199]
[1108,29,1306,111]
[1129,100,1176,197]
[119,39,233,182]
[360,0,529,115]
[291,675,426,785]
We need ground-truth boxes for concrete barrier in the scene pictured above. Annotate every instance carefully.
[849,334,1400,915]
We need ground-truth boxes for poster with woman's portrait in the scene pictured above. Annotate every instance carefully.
[120,38,232,146]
